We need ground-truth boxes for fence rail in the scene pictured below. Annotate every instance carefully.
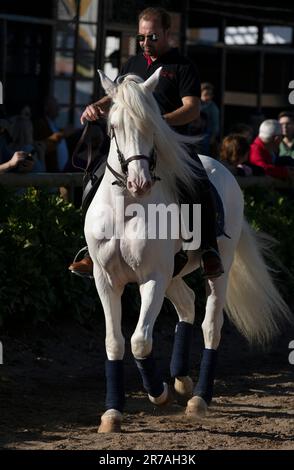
[0,172,291,200]
[0,173,84,201]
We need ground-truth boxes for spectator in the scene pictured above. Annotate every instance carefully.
[34,96,75,172]
[9,114,46,172]
[220,134,264,176]
[0,150,33,174]
[0,117,34,173]
[249,119,294,180]
[200,82,220,157]
[278,111,294,160]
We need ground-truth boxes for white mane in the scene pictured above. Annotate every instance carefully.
[109,74,204,201]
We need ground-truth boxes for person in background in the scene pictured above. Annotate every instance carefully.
[278,111,294,160]
[249,119,294,180]
[0,150,33,174]
[9,113,46,172]
[0,117,34,174]
[220,134,264,177]
[34,96,75,172]
[200,82,220,157]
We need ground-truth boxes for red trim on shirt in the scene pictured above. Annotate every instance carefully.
[143,53,153,67]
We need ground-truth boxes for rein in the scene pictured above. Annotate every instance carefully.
[71,122,94,172]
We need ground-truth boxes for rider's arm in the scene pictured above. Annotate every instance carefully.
[163,58,201,127]
[163,96,200,126]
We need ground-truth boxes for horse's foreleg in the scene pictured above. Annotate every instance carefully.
[186,272,229,419]
[132,276,171,406]
[166,279,195,403]
[93,267,125,432]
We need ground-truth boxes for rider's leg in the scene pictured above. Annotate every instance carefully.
[181,152,224,279]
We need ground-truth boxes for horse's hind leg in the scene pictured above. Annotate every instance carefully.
[132,275,172,406]
[186,243,232,419]
[166,278,195,404]
[93,266,125,433]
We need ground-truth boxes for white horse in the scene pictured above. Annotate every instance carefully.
[85,67,292,433]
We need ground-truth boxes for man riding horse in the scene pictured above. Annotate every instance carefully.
[69,6,224,280]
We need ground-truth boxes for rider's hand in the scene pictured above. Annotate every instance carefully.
[80,104,105,125]
[80,96,111,125]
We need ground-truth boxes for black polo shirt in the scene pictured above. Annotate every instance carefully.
[120,48,201,134]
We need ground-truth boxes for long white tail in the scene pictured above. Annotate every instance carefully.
[225,219,293,346]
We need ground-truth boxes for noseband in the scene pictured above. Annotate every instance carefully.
[106,125,161,188]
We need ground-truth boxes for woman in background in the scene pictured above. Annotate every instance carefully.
[220,134,265,177]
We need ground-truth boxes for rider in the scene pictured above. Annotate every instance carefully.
[69,7,224,279]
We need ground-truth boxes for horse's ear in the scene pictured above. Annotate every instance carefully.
[97,69,117,96]
[141,67,162,92]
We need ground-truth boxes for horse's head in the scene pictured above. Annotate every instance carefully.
[98,68,162,198]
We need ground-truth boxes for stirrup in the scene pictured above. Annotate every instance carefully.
[70,246,94,279]
[72,246,90,263]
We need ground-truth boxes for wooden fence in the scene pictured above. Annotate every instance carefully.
[0,172,292,202]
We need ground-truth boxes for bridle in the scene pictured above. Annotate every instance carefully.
[106,125,161,188]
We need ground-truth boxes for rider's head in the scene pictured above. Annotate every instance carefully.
[137,7,171,60]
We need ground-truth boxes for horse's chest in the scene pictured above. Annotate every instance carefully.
[96,237,146,281]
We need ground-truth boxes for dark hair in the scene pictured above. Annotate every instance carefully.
[229,123,254,143]
[230,123,253,135]
[201,82,214,93]
[220,134,250,165]
[138,7,171,30]
[278,111,294,122]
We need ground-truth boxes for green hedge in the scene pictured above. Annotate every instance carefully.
[0,185,293,328]
[244,186,294,276]
[0,187,101,328]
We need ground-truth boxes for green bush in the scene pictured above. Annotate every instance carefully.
[244,186,294,275]
[0,186,101,328]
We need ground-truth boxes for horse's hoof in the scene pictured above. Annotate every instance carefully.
[185,396,208,419]
[174,376,193,406]
[98,409,122,433]
[148,382,173,406]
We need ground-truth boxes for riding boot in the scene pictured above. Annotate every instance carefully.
[199,182,224,279]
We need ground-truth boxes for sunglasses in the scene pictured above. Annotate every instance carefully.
[136,33,159,42]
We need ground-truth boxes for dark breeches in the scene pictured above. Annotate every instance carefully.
[177,152,218,252]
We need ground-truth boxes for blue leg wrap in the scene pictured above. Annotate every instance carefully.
[170,321,193,378]
[105,359,125,412]
[134,353,164,397]
[193,348,218,405]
